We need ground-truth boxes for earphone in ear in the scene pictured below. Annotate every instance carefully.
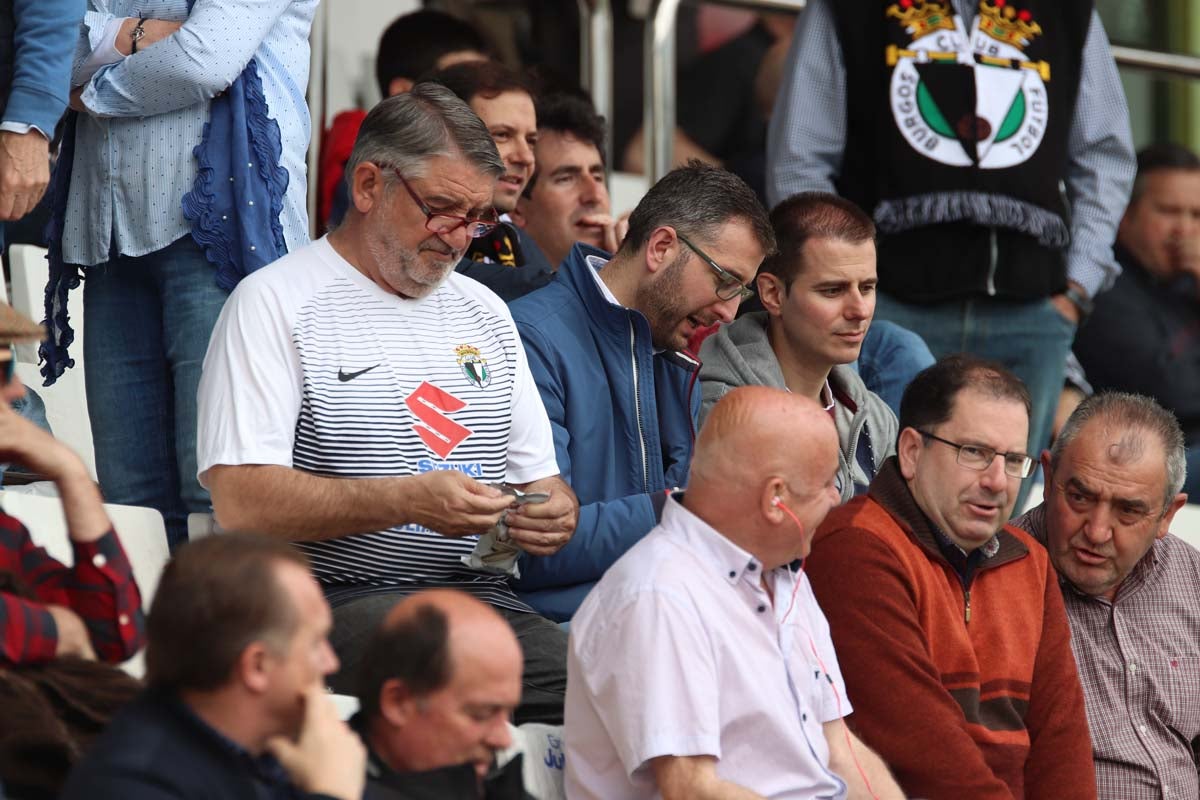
[771,496,782,507]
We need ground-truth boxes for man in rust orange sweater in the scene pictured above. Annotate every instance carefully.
[806,354,1096,800]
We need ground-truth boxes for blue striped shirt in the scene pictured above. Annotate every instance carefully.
[63,0,315,267]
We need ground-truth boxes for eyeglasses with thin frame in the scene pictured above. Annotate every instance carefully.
[919,430,1034,479]
[388,168,499,239]
[676,232,756,302]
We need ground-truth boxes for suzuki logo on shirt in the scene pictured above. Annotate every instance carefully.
[405,381,472,459]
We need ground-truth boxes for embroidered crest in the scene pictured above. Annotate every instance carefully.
[455,344,491,388]
[885,0,1050,168]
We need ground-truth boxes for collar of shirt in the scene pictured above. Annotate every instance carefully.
[168,694,296,794]
[819,379,835,413]
[930,523,1000,588]
[587,254,669,356]
[660,493,781,594]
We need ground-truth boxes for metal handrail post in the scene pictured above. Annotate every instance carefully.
[577,0,615,168]
[645,0,682,182]
[1112,46,1200,79]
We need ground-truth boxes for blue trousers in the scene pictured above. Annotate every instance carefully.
[874,293,1076,512]
[855,320,936,416]
[82,236,229,548]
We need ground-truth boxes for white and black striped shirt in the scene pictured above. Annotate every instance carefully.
[198,237,558,611]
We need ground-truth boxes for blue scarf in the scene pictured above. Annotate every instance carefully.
[40,36,288,385]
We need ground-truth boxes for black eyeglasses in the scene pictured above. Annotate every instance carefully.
[676,232,755,302]
[390,169,499,239]
[919,431,1034,479]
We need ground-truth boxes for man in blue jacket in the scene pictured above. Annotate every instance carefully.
[510,162,774,620]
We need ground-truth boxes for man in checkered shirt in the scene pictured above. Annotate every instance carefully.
[1016,391,1200,799]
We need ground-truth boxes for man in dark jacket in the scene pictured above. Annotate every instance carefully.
[509,162,774,620]
[355,589,534,799]
[1073,143,1200,499]
[61,534,365,800]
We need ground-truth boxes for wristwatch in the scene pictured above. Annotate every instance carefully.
[1063,284,1094,319]
[130,17,148,54]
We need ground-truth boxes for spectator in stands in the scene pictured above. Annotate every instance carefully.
[622,11,797,202]
[565,386,904,799]
[769,0,1136,510]
[1073,143,1200,499]
[1013,392,1196,798]
[61,533,365,800]
[427,60,556,301]
[0,0,80,230]
[321,9,488,229]
[511,92,624,270]
[353,589,533,798]
[45,2,317,548]
[0,303,143,666]
[700,192,898,499]
[509,162,772,621]
[806,355,1095,799]
[198,84,578,724]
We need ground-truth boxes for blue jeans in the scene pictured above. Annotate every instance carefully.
[855,320,936,416]
[82,236,229,548]
[874,293,1076,512]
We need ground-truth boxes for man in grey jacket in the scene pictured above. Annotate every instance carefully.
[700,192,897,501]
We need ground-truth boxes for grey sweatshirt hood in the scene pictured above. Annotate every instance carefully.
[698,312,898,502]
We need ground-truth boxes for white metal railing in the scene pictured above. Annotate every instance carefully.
[578,0,615,167]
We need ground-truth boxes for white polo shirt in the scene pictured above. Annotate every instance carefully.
[565,495,850,799]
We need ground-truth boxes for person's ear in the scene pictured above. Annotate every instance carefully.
[1158,493,1188,540]
[379,678,420,728]
[1039,451,1053,503]
[350,162,386,215]
[644,226,678,274]
[762,477,788,523]
[236,642,274,695]
[897,427,924,481]
[757,273,786,316]
[388,77,414,97]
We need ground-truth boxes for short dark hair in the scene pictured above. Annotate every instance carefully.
[619,160,775,259]
[423,60,535,107]
[145,534,308,692]
[1130,142,1200,204]
[357,602,452,721]
[375,10,488,98]
[522,92,608,197]
[898,354,1032,440]
[760,192,875,286]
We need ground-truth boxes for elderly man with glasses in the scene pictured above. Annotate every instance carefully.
[197,83,578,725]
[507,161,774,622]
[803,354,1097,800]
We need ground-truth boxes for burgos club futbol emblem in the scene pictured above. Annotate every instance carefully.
[886,0,1048,168]
[455,344,491,389]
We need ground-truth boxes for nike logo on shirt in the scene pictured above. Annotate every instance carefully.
[338,365,380,382]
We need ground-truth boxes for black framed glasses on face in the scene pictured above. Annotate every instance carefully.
[676,232,756,302]
[919,431,1034,479]
[390,168,499,239]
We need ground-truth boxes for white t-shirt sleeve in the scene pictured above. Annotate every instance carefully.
[575,590,722,777]
[196,272,305,484]
[498,307,558,485]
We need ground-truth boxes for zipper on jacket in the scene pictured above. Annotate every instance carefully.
[629,321,649,492]
[963,588,972,624]
[985,227,998,297]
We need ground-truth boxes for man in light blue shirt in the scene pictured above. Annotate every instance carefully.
[60,0,315,546]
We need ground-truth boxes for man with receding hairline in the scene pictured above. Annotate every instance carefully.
[354,588,533,798]
[1015,392,1199,799]
[565,386,904,800]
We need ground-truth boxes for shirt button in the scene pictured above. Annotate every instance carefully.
[757,604,766,613]
[118,614,130,626]
[92,553,107,568]
[802,713,807,722]
[728,571,736,579]
[1138,724,1147,733]
[1128,663,1138,674]
[747,562,757,572]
